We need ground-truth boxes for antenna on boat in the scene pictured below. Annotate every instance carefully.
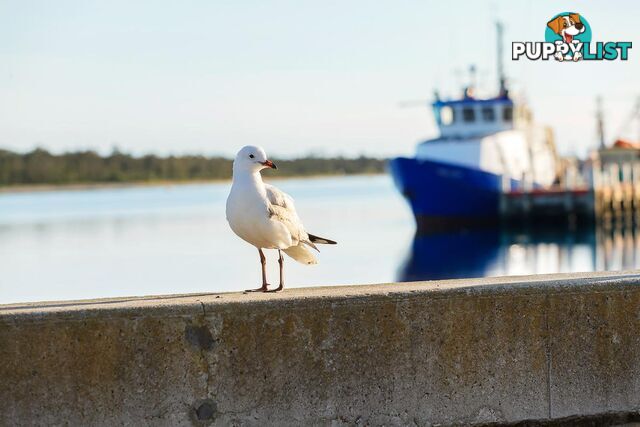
[496,21,507,97]
[468,65,477,97]
[596,96,606,149]
[463,65,477,98]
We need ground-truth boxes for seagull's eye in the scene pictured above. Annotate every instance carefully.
[249,154,254,159]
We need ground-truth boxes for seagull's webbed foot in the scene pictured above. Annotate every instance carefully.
[265,284,283,293]
[245,284,271,293]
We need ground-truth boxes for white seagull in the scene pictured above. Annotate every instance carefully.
[226,145,336,292]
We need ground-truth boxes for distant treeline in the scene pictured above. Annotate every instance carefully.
[0,148,387,186]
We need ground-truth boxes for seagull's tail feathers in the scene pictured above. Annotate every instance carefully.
[308,233,337,245]
[283,233,335,265]
[283,243,318,265]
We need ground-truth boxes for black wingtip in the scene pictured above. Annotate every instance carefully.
[308,233,337,245]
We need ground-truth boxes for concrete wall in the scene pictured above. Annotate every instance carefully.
[2,271,640,426]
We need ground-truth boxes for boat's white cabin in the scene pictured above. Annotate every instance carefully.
[416,94,556,187]
[433,96,521,139]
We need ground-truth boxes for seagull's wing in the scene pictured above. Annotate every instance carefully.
[264,184,318,264]
[264,184,313,247]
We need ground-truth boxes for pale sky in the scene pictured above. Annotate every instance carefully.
[0,0,638,158]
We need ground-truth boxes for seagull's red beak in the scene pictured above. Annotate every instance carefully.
[262,160,277,169]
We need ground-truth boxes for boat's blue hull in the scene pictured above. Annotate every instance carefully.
[388,157,508,231]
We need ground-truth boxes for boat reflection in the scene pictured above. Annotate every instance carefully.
[397,226,640,282]
[398,229,501,281]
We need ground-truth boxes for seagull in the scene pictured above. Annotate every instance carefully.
[226,145,336,292]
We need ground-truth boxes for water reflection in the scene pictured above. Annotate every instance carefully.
[398,226,640,282]
[399,229,501,281]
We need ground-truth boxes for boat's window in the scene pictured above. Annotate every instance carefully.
[503,106,513,122]
[462,107,475,122]
[440,106,454,125]
[482,107,495,122]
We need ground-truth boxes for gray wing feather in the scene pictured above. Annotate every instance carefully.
[264,184,310,246]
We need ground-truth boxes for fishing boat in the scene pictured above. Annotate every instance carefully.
[389,23,559,231]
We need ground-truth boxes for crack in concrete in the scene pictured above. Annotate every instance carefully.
[198,300,206,317]
[544,294,552,420]
[190,299,215,421]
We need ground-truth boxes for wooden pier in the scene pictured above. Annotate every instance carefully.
[501,160,640,226]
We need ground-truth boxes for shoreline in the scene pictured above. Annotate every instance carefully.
[0,173,386,195]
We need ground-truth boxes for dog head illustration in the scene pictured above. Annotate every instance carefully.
[547,13,585,43]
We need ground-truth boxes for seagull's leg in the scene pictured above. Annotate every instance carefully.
[278,249,285,290]
[267,250,284,292]
[245,248,270,292]
[259,248,269,289]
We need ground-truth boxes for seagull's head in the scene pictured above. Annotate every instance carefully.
[233,145,277,174]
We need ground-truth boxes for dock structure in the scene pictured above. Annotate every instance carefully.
[3,272,640,425]
[500,158,640,226]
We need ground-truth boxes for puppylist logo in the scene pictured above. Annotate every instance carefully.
[512,12,632,62]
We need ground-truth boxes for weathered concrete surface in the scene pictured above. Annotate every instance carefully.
[2,271,640,426]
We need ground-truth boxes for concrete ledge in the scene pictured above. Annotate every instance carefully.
[2,271,640,425]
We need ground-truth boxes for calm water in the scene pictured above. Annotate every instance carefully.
[1,175,639,304]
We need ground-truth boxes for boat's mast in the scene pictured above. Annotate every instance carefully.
[496,21,507,96]
[596,96,606,149]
